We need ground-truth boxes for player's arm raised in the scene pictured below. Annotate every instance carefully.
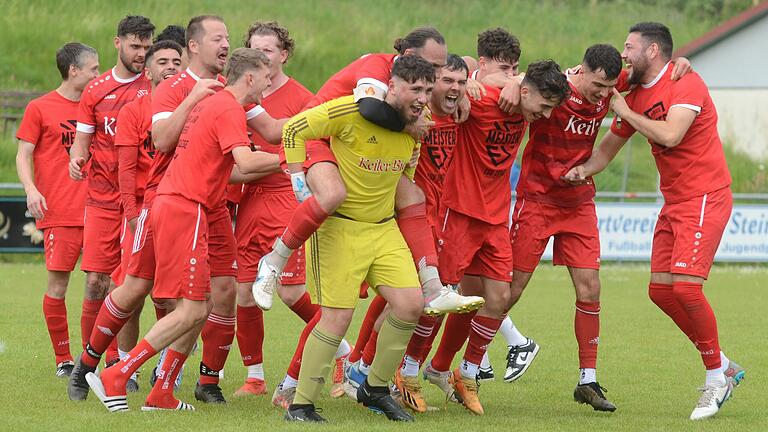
[152,78,223,152]
[610,88,696,148]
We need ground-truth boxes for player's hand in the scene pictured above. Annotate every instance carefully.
[498,80,521,113]
[609,88,630,118]
[189,79,224,103]
[26,188,47,220]
[128,217,138,233]
[561,165,591,185]
[407,146,420,168]
[69,157,87,181]
[670,57,692,81]
[404,107,435,141]
[465,79,486,101]
[454,96,471,123]
[290,172,313,203]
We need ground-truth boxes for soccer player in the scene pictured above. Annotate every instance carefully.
[282,55,435,423]
[563,22,745,420]
[253,27,483,317]
[150,15,285,404]
[16,42,99,378]
[66,15,154,401]
[426,30,570,415]
[85,47,275,413]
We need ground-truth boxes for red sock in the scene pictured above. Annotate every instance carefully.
[405,314,438,363]
[348,295,387,363]
[199,313,236,385]
[418,315,444,362]
[288,292,319,323]
[575,301,600,369]
[153,301,167,320]
[464,315,502,366]
[80,299,103,351]
[672,281,721,370]
[105,339,120,365]
[287,310,321,379]
[361,331,379,365]
[43,295,72,364]
[648,283,697,344]
[431,311,476,371]
[100,339,157,396]
[145,349,188,408]
[81,294,131,368]
[282,196,329,250]
[236,305,264,366]
[397,203,438,269]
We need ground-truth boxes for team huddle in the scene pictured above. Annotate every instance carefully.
[16,14,745,423]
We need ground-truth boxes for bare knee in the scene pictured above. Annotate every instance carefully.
[395,178,425,210]
[307,163,347,213]
[236,282,256,307]
[211,277,236,315]
[277,284,305,306]
[84,272,110,300]
[46,271,70,298]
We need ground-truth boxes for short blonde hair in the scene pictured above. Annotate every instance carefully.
[225,47,270,83]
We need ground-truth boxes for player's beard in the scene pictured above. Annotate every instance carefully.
[392,101,416,125]
[119,48,144,75]
[626,56,649,86]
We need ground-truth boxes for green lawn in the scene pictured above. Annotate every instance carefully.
[1,263,764,431]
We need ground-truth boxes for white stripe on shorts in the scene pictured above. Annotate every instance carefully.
[699,194,708,227]
[192,204,202,251]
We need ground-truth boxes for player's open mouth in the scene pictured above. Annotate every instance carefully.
[410,104,423,116]
[162,71,176,79]
[445,94,458,107]
[217,51,228,62]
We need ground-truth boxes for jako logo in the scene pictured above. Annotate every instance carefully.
[104,94,117,100]
[674,262,688,268]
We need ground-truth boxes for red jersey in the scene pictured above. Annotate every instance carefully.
[518,69,629,207]
[158,90,250,210]
[16,91,87,228]
[115,94,155,219]
[308,53,396,107]
[611,64,731,203]
[76,68,150,209]
[414,112,457,225]
[251,77,314,191]
[442,84,527,225]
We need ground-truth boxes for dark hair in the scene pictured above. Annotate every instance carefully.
[225,47,270,83]
[393,26,445,55]
[186,15,224,48]
[582,44,622,80]
[117,15,154,40]
[629,22,673,60]
[477,28,521,64]
[244,21,295,62]
[146,40,183,64]
[522,59,570,103]
[391,55,436,84]
[444,54,469,76]
[56,42,97,80]
[154,25,185,47]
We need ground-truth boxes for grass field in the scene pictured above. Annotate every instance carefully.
[1,263,765,431]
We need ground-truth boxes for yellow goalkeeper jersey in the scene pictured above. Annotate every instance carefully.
[283,95,418,223]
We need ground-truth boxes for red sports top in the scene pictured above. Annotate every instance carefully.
[518,69,629,207]
[16,91,87,228]
[158,90,250,210]
[611,64,731,203]
[77,68,150,210]
[115,94,155,220]
[442,84,527,225]
[308,53,397,107]
[414,112,457,226]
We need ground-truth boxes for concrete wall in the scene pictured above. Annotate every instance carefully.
[689,17,768,88]
[711,89,768,161]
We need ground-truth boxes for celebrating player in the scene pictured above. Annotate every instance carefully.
[16,42,99,378]
[563,22,745,420]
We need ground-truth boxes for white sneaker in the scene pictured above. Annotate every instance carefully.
[252,255,280,311]
[422,361,461,404]
[423,286,485,316]
[689,381,733,420]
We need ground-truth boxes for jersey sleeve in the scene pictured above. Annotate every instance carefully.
[151,79,180,124]
[214,107,250,154]
[283,98,355,164]
[15,100,42,144]
[615,69,631,93]
[352,55,392,101]
[669,74,706,114]
[76,86,97,133]
[114,102,140,147]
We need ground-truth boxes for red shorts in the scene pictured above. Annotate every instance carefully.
[151,195,211,301]
[651,187,732,279]
[43,226,83,272]
[278,139,337,172]
[125,207,156,281]
[208,204,237,278]
[437,208,513,284]
[234,187,305,284]
[82,206,122,274]
[110,218,133,286]
[511,199,601,272]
